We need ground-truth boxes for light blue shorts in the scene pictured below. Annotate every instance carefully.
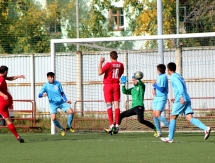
[171,101,194,116]
[49,102,71,114]
[153,97,167,112]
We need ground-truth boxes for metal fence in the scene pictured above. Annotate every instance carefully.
[1,46,214,112]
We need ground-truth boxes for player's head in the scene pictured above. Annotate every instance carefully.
[167,62,176,75]
[47,72,55,83]
[132,71,143,85]
[0,65,8,77]
[110,51,118,61]
[131,76,138,85]
[157,64,166,74]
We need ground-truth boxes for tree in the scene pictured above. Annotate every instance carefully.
[11,0,72,53]
[180,0,215,46]
[122,0,176,48]
[66,0,124,51]
[0,0,14,53]
[0,0,76,54]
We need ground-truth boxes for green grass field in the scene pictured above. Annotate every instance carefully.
[0,131,214,163]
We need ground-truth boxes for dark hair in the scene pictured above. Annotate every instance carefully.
[167,62,176,71]
[157,64,166,74]
[0,65,8,74]
[47,72,55,77]
[110,51,118,60]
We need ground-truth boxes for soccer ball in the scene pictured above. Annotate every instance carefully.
[134,71,143,80]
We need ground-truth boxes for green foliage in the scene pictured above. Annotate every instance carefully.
[0,0,72,54]
[180,0,215,47]
[1,0,215,54]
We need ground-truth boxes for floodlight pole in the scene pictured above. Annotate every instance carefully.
[157,0,164,64]
[76,0,80,50]
[76,0,83,115]
[176,0,179,46]
[50,42,56,135]
[157,0,165,124]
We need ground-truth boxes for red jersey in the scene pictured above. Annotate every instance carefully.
[0,76,12,102]
[102,61,124,84]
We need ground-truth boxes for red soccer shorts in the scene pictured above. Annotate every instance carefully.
[0,100,12,119]
[103,84,120,103]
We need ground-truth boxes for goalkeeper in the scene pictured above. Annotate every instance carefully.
[118,71,156,133]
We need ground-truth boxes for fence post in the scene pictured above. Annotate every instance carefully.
[176,45,183,75]
[124,51,129,130]
[76,51,83,115]
[30,54,35,101]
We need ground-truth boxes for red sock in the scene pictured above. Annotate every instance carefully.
[8,123,19,138]
[115,108,120,125]
[107,108,113,126]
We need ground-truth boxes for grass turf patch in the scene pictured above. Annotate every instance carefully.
[0,132,214,163]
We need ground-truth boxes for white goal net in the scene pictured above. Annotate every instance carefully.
[50,33,215,134]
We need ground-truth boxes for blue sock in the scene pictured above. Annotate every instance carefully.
[158,116,169,128]
[53,120,64,130]
[169,119,176,140]
[67,114,74,128]
[190,118,207,131]
[153,117,161,132]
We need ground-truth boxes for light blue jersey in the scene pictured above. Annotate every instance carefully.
[39,81,65,105]
[155,74,168,97]
[153,74,168,111]
[39,81,70,114]
[170,73,190,102]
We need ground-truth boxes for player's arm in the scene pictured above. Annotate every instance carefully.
[120,76,131,94]
[58,83,71,104]
[0,90,8,100]
[98,57,106,76]
[38,84,47,98]
[152,77,166,92]
[5,75,25,81]
[153,83,165,92]
[122,86,132,95]
[0,82,8,100]
[172,76,185,104]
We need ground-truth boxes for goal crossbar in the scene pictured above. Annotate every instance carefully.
[51,32,215,44]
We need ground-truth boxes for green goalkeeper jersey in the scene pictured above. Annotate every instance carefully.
[122,80,145,108]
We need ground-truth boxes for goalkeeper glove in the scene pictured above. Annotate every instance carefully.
[120,76,128,85]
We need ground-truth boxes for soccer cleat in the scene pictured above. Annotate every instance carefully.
[154,131,162,137]
[70,127,75,133]
[204,127,211,140]
[113,126,119,134]
[104,128,109,133]
[66,127,75,133]
[17,136,24,143]
[61,129,66,136]
[160,137,173,143]
[104,126,114,135]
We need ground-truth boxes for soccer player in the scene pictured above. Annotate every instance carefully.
[98,51,124,133]
[117,72,156,134]
[161,62,211,143]
[152,64,169,137]
[0,65,25,143]
[38,72,75,136]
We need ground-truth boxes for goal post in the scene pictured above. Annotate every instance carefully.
[50,32,215,135]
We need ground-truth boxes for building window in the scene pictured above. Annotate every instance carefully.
[48,12,61,33]
[109,8,124,31]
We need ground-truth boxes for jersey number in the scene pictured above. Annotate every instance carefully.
[112,68,119,79]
